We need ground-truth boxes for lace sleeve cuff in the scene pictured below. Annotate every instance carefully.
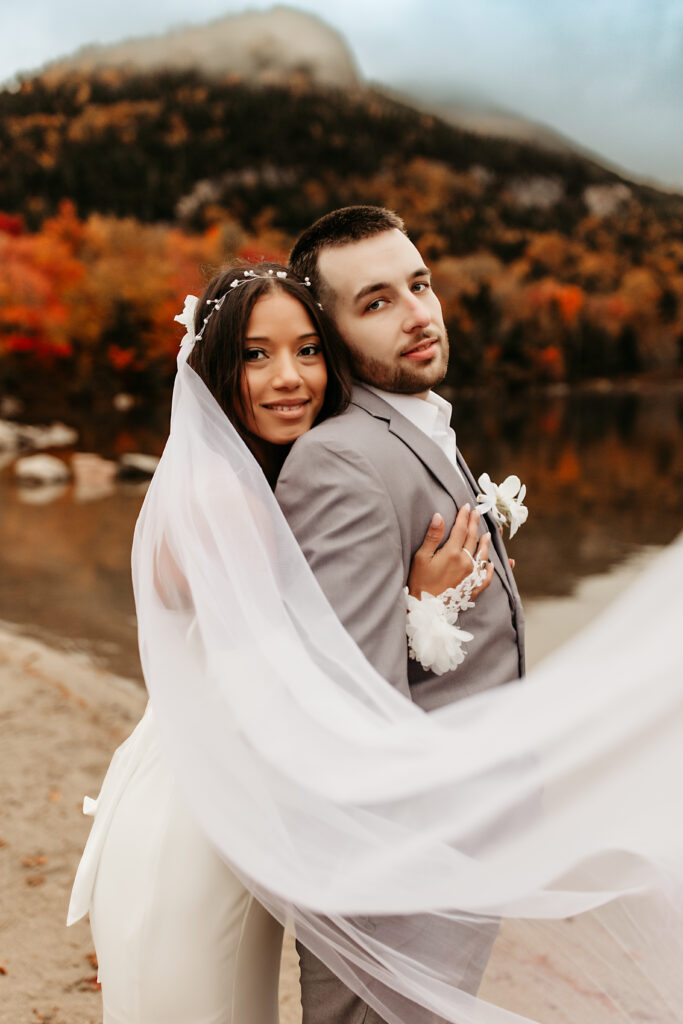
[404,589,473,675]
[404,563,486,675]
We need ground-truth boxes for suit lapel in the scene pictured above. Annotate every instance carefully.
[351,386,514,596]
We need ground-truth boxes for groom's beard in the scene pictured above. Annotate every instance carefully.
[347,336,449,395]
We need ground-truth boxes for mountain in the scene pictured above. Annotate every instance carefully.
[17,4,654,184]
[1,9,681,389]
[37,5,360,91]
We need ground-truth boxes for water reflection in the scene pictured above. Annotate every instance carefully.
[0,482,147,679]
[451,383,683,598]
[1,383,681,681]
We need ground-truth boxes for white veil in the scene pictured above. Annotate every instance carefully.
[132,353,683,1023]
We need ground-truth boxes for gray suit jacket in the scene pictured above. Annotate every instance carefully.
[276,384,524,712]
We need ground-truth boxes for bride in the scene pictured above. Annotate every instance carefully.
[68,263,495,1024]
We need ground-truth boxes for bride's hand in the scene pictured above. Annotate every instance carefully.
[408,505,495,599]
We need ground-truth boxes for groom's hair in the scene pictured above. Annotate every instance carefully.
[289,206,406,308]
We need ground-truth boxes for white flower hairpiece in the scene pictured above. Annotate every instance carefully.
[174,294,199,358]
[476,473,528,538]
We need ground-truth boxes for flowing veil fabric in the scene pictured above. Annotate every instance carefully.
[132,354,683,1023]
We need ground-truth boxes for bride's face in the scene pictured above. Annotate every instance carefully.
[239,290,328,445]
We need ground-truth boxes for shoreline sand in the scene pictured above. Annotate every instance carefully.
[0,546,663,1023]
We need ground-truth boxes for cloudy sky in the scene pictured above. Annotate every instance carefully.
[1,0,682,189]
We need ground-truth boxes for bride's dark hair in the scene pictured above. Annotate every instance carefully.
[187,262,351,449]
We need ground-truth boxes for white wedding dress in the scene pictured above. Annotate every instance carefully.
[68,704,283,1024]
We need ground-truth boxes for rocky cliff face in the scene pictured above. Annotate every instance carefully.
[42,5,360,90]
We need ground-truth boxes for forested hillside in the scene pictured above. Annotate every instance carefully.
[1,69,682,398]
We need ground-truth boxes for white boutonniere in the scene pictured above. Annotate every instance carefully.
[476,473,528,538]
[174,294,198,357]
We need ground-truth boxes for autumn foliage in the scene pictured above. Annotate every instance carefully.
[0,201,291,398]
[1,196,681,398]
[0,69,682,398]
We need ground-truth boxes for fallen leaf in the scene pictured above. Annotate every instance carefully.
[0,964,7,975]
[26,875,45,887]
[85,952,98,970]
[48,790,63,803]
[76,974,101,992]
[0,839,7,848]
[23,855,48,868]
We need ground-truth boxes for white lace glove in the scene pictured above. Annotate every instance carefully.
[404,562,487,675]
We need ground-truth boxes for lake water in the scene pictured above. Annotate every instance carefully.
[1,381,681,681]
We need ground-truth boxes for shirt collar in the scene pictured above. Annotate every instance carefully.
[423,389,454,432]
[363,385,453,439]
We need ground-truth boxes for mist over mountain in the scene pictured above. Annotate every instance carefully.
[39,5,360,91]
[388,81,590,157]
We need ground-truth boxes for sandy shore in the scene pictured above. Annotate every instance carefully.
[0,546,664,1023]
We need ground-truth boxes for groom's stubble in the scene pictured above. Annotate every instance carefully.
[345,335,449,395]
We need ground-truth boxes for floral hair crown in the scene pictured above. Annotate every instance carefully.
[198,269,311,341]
[174,269,314,357]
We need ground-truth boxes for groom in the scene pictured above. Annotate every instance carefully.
[276,206,525,1022]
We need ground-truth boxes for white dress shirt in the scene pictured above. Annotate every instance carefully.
[364,386,467,484]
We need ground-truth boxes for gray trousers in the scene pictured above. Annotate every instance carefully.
[297,914,498,1024]
[297,940,388,1024]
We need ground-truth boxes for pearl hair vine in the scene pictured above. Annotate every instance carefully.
[194,269,314,341]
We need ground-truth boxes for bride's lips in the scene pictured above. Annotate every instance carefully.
[261,398,311,419]
[401,339,439,361]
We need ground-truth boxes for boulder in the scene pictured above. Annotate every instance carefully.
[14,454,71,486]
[0,419,78,452]
[118,453,160,480]
[30,422,79,448]
[71,452,118,485]
[71,452,118,501]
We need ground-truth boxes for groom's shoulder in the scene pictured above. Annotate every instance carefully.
[277,404,395,507]
[286,399,387,462]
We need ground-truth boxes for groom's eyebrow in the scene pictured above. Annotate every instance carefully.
[353,267,431,304]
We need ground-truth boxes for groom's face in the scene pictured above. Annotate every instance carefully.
[317,229,448,396]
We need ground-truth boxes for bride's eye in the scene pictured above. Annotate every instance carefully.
[244,348,267,362]
[298,343,322,357]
